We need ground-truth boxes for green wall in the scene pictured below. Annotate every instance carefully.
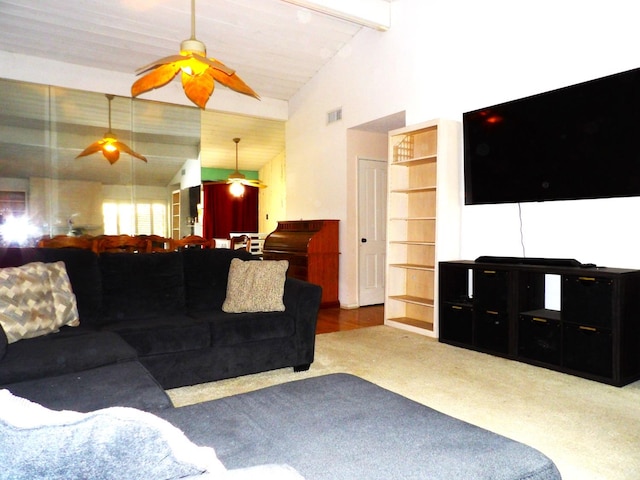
[201,167,259,182]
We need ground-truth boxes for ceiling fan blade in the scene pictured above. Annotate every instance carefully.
[75,140,105,158]
[132,63,181,97]
[103,148,120,165]
[207,67,260,100]
[181,70,214,109]
[135,54,186,75]
[192,53,235,76]
[202,179,231,185]
[113,141,148,162]
[242,179,267,188]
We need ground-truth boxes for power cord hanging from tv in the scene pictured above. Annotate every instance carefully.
[518,203,526,257]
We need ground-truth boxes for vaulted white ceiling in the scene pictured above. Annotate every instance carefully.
[0,0,391,178]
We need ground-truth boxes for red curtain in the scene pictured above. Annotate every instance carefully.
[202,183,258,239]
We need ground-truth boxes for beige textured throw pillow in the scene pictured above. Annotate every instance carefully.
[0,261,79,344]
[222,258,289,313]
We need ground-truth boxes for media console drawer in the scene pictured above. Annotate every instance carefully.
[440,302,473,345]
[518,311,561,366]
[562,276,613,328]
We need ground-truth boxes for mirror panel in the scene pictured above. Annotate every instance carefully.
[0,78,200,244]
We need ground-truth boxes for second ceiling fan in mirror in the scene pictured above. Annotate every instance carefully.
[76,94,147,165]
[205,137,267,197]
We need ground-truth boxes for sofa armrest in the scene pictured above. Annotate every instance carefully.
[282,277,322,367]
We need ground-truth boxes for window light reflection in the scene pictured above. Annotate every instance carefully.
[0,215,39,246]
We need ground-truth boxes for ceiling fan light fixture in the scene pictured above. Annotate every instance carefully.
[76,94,147,165]
[180,38,207,57]
[229,181,245,197]
[132,0,260,109]
[103,140,118,153]
[204,137,267,191]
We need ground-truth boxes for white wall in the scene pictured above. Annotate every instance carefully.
[286,0,640,308]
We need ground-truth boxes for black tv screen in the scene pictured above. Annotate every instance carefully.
[463,67,640,205]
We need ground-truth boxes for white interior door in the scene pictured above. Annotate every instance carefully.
[358,158,387,306]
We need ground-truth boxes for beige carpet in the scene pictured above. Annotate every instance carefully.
[167,326,640,480]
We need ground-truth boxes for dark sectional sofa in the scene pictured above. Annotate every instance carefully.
[0,246,562,479]
[0,246,322,411]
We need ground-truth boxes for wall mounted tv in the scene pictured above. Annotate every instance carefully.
[463,67,640,205]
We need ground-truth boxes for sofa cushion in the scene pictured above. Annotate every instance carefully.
[160,374,561,480]
[0,389,226,480]
[99,251,185,323]
[182,248,255,313]
[101,315,210,356]
[0,329,137,385]
[3,361,172,413]
[222,259,288,313]
[46,261,80,329]
[192,310,296,346]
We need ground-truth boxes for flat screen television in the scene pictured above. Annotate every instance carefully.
[463,67,640,205]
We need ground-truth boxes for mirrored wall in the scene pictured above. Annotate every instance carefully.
[0,78,201,246]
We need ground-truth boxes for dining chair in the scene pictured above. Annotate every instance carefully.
[96,234,151,253]
[229,234,252,252]
[170,235,215,250]
[37,235,99,253]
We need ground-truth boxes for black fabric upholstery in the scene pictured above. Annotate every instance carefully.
[0,330,137,385]
[0,324,7,360]
[3,361,172,413]
[182,248,255,312]
[192,310,295,346]
[157,374,562,480]
[99,251,185,322]
[282,277,323,366]
[140,337,300,389]
[101,315,210,356]
[0,246,28,266]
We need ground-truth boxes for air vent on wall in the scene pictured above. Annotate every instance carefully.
[327,107,342,124]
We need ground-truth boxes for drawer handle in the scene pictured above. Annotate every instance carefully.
[483,270,496,274]
[578,277,596,282]
[451,305,462,310]
[532,317,548,323]
[579,326,597,332]
[486,310,499,315]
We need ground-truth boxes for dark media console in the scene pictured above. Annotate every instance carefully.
[439,259,640,386]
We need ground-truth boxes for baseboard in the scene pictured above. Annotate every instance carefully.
[340,303,360,310]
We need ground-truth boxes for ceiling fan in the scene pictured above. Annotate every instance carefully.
[76,94,147,165]
[131,0,259,109]
[204,138,267,196]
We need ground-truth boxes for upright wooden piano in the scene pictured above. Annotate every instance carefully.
[263,219,339,308]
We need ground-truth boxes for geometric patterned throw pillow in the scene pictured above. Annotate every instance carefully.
[45,261,80,330]
[0,262,57,343]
